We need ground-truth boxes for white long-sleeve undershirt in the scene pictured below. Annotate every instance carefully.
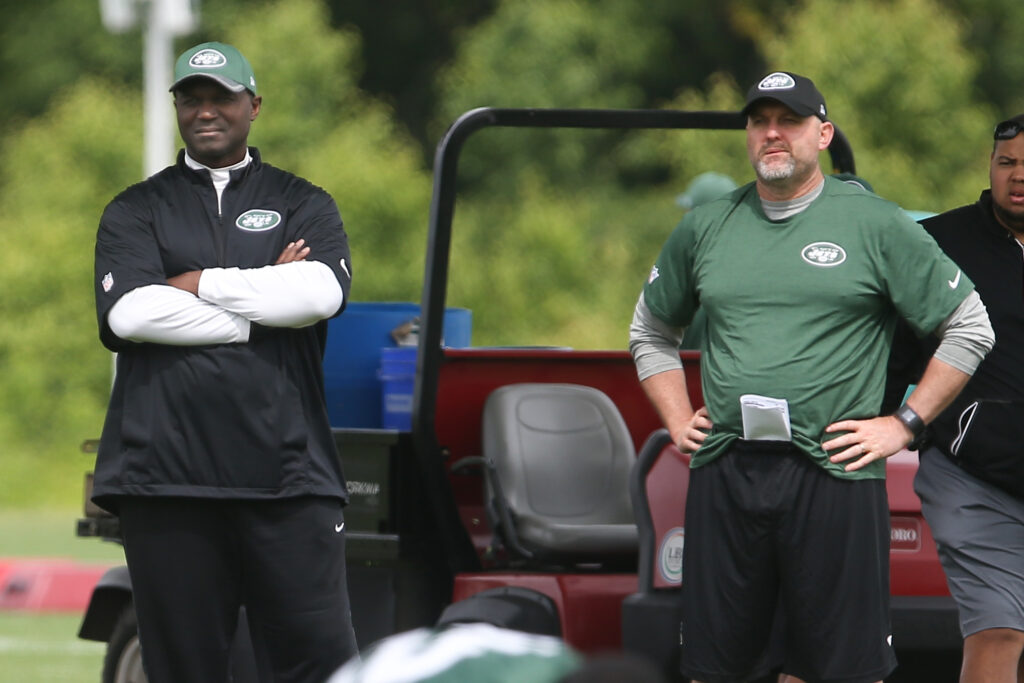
[200,261,343,327]
[108,285,251,345]
[184,151,248,215]
[108,260,343,345]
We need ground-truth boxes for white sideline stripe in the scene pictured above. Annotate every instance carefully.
[0,636,103,655]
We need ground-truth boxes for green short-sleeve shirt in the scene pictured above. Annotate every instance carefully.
[643,177,972,479]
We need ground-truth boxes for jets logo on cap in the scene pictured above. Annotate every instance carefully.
[801,241,847,267]
[758,72,796,91]
[189,49,228,69]
[236,209,282,232]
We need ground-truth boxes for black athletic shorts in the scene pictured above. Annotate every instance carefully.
[679,440,897,683]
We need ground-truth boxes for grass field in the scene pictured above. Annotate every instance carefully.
[0,507,124,683]
[0,612,107,683]
[0,509,963,682]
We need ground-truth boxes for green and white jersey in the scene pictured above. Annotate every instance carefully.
[327,624,581,683]
[644,177,971,479]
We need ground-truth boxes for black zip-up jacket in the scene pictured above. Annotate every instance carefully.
[92,148,352,512]
[888,191,1024,498]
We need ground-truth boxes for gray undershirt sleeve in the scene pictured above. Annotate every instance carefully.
[931,290,994,375]
[629,293,686,381]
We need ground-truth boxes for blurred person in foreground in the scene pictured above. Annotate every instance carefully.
[630,71,994,683]
[327,622,666,682]
[888,115,1024,683]
[91,41,357,682]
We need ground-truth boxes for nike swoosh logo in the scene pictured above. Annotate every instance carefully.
[947,270,961,289]
[334,523,345,533]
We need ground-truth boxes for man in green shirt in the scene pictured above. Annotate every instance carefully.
[630,71,994,683]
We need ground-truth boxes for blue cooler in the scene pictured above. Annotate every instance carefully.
[322,302,471,428]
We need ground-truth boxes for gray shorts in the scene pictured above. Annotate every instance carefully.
[914,447,1024,637]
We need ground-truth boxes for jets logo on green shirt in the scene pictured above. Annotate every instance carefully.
[801,241,846,267]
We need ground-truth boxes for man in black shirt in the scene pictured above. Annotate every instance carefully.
[93,41,357,682]
[890,115,1024,683]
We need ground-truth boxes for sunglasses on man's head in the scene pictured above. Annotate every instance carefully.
[994,119,1024,140]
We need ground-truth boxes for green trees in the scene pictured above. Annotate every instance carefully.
[0,81,143,505]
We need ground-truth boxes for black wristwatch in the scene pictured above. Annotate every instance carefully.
[893,403,926,449]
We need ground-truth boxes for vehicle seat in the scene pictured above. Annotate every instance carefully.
[481,383,638,564]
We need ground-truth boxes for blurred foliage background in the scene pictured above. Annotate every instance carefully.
[0,0,1018,507]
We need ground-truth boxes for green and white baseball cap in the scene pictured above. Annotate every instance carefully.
[676,172,737,210]
[170,42,257,94]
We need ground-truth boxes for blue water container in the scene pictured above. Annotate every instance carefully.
[379,347,418,430]
[323,302,471,428]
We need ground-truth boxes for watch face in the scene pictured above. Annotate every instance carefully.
[897,405,924,436]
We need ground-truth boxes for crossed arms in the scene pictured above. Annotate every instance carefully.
[107,239,344,346]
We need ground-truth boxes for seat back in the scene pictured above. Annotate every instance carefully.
[630,429,690,592]
[620,429,690,674]
[482,383,637,561]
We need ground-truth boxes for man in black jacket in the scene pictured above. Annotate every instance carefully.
[890,115,1024,682]
[93,41,357,682]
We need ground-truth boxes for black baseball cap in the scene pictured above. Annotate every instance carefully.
[742,71,827,121]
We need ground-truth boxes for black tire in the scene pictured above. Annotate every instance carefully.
[102,603,147,683]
